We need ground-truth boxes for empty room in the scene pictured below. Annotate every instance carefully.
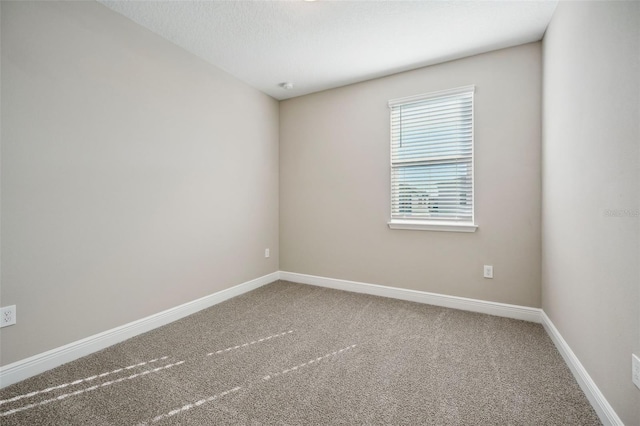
[0,0,638,424]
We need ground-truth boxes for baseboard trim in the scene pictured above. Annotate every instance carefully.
[1,270,622,426]
[279,271,542,323]
[280,271,622,424]
[0,272,279,389]
[541,311,623,426]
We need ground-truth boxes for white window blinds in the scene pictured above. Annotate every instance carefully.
[389,86,475,226]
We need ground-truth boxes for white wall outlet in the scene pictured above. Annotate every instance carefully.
[632,354,640,390]
[1,305,17,328]
[483,265,493,279]
[265,248,270,258]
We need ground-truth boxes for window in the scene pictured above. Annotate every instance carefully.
[388,86,477,232]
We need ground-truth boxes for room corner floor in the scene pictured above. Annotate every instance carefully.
[0,280,600,425]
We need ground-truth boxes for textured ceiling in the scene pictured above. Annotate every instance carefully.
[98,0,558,100]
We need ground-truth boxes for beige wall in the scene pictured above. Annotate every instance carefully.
[0,1,279,365]
[280,43,542,308]
[542,2,640,424]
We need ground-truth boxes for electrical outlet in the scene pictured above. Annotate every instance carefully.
[483,265,493,279]
[0,305,17,328]
[265,248,270,258]
[632,354,640,390]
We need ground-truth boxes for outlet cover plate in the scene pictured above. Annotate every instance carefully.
[483,265,493,279]
[1,305,17,327]
[633,354,640,389]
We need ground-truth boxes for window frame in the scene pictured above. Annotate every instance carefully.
[387,85,477,233]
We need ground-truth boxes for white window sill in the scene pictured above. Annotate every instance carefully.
[387,220,478,233]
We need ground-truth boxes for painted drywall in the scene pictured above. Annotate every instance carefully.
[280,43,542,308]
[542,1,640,424]
[0,1,279,365]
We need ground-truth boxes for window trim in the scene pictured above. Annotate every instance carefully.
[387,85,477,232]
[387,219,478,232]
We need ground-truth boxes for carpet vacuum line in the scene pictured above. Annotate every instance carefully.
[0,356,170,406]
[136,344,358,425]
[207,330,294,356]
[0,361,185,417]
[0,330,295,417]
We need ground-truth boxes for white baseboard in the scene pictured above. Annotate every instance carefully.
[541,311,623,426]
[280,271,622,425]
[1,269,622,426]
[279,271,542,323]
[0,272,279,389]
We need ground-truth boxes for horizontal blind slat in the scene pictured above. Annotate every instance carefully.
[391,110,472,125]
[391,115,472,129]
[391,147,473,159]
[394,97,472,113]
[391,126,473,141]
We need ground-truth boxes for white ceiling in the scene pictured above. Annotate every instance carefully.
[98,0,558,100]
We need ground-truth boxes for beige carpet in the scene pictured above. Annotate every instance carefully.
[0,280,601,425]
